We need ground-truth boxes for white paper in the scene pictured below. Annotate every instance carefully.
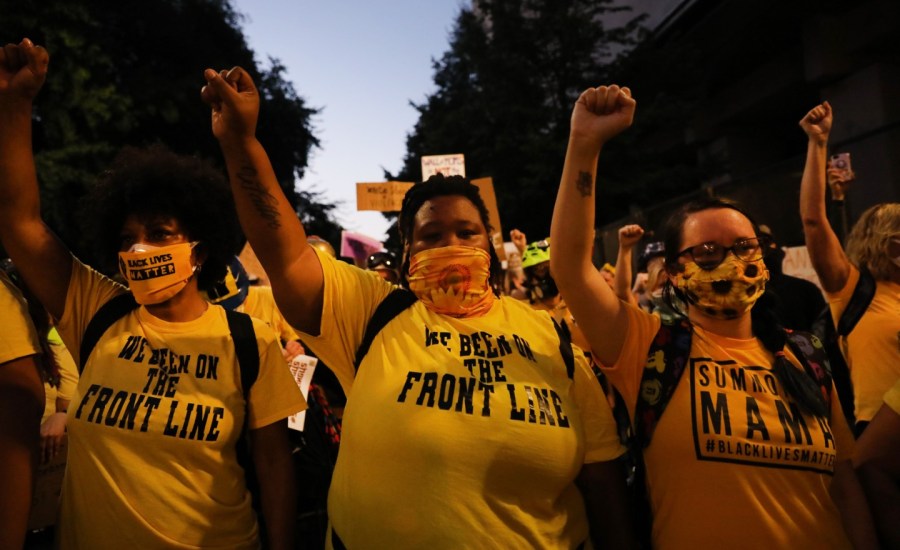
[287,354,318,431]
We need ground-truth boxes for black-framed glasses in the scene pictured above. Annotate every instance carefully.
[677,236,771,269]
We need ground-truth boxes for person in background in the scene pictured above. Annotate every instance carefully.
[551,83,876,548]
[612,224,643,306]
[853,378,900,548]
[206,256,306,360]
[203,65,634,549]
[757,225,826,332]
[0,39,303,549]
[505,228,529,300]
[365,251,400,284]
[799,101,900,433]
[520,237,591,352]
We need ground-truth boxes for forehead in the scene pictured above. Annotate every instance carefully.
[681,208,755,247]
[120,214,183,232]
[412,195,485,231]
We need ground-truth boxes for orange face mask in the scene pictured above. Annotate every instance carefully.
[118,242,199,305]
[407,245,495,318]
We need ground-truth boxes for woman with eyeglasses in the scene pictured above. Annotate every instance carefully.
[549,85,876,548]
[799,102,900,436]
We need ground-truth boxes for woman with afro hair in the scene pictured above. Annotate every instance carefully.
[0,39,303,549]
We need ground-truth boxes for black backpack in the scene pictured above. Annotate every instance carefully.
[810,267,877,435]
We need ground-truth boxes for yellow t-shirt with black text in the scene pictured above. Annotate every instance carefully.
[827,265,900,422]
[0,269,41,365]
[601,303,854,550]
[300,249,625,549]
[239,285,299,344]
[55,258,305,549]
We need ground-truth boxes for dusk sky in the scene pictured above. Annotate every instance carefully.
[232,0,467,241]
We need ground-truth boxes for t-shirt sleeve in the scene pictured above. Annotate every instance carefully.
[0,270,41,364]
[247,318,307,429]
[573,352,627,463]
[56,256,127,363]
[597,302,661,416]
[884,378,900,415]
[825,264,860,330]
[295,248,394,393]
[51,341,80,402]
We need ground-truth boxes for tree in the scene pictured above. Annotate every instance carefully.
[0,0,341,265]
[387,0,645,242]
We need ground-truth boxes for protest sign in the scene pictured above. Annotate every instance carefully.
[471,177,506,261]
[287,355,319,431]
[421,154,466,180]
[356,181,414,212]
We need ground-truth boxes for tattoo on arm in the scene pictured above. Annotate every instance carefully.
[576,171,593,198]
[237,164,281,229]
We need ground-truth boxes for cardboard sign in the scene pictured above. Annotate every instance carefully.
[287,355,319,432]
[421,154,466,180]
[340,230,383,265]
[470,177,506,261]
[356,181,414,212]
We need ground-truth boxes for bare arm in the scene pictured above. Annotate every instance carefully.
[798,102,851,293]
[550,85,635,366]
[614,225,643,306]
[576,460,637,550]
[854,403,900,548]
[0,39,72,319]
[203,67,324,334]
[250,420,297,550]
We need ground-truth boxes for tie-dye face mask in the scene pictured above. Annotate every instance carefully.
[407,245,495,318]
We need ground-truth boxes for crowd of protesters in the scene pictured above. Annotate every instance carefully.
[2,36,899,549]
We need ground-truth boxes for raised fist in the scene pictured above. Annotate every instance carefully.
[202,66,260,143]
[569,84,636,152]
[510,229,527,253]
[618,224,644,250]
[799,101,832,145]
[0,38,50,104]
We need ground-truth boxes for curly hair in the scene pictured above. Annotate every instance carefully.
[397,174,503,291]
[845,203,900,281]
[80,145,241,291]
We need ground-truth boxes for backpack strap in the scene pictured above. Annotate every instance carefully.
[353,288,417,371]
[79,293,139,373]
[634,318,693,449]
[552,319,576,380]
[836,266,876,337]
[784,329,833,416]
[224,309,259,399]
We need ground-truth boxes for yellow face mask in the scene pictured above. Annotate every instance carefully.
[672,255,768,320]
[118,241,199,305]
[407,245,495,318]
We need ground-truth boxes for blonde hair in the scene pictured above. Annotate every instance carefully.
[845,203,900,280]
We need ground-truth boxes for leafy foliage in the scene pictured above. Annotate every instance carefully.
[387,0,646,241]
[0,0,339,263]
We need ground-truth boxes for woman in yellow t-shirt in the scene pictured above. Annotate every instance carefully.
[203,65,633,549]
[550,84,876,548]
[798,101,900,432]
[0,39,304,549]
[855,379,900,547]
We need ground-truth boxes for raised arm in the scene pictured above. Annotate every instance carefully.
[798,102,851,293]
[203,67,324,334]
[550,85,635,366]
[614,224,643,306]
[0,39,72,319]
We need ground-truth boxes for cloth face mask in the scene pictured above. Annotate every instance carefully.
[673,254,768,320]
[407,245,495,318]
[118,241,199,305]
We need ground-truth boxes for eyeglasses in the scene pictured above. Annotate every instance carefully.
[677,236,771,269]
